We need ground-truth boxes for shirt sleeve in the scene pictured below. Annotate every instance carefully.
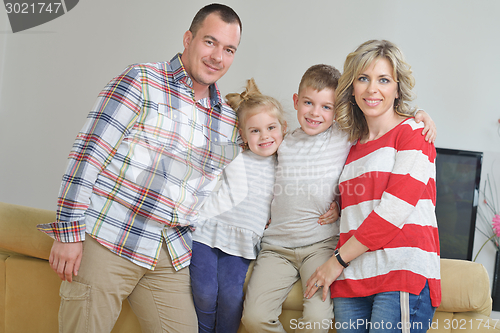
[354,126,436,250]
[37,66,144,242]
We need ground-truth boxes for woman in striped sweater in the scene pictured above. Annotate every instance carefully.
[305,40,440,333]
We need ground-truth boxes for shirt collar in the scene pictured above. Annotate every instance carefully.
[170,53,223,113]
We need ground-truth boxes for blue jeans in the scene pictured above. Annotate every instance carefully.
[333,282,435,333]
[190,241,251,333]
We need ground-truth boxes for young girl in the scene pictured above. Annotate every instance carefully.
[189,78,287,333]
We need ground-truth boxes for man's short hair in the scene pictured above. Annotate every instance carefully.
[298,64,341,95]
[189,3,242,37]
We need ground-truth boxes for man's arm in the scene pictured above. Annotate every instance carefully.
[39,66,144,280]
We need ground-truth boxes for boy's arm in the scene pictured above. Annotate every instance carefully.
[414,110,436,143]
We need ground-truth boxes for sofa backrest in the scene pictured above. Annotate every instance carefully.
[0,202,55,260]
[438,258,492,316]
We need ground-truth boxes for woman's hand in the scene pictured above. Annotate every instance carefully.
[318,201,340,225]
[305,237,369,301]
[304,256,343,301]
[414,110,437,143]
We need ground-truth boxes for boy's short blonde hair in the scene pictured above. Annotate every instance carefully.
[298,64,341,95]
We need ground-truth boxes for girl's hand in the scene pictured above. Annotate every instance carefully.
[414,110,437,143]
[318,201,340,225]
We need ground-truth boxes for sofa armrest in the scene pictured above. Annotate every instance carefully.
[0,202,55,260]
[438,258,492,316]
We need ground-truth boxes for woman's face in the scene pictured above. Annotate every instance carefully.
[352,57,399,121]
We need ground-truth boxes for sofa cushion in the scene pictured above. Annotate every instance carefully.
[438,259,492,316]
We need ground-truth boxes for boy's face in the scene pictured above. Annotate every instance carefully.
[293,87,335,136]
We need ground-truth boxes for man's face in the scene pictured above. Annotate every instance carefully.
[182,13,241,89]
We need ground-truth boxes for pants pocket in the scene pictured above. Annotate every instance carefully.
[59,280,91,300]
[59,280,91,333]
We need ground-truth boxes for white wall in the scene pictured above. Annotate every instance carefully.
[1,0,500,315]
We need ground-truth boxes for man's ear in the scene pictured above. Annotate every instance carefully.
[292,93,299,110]
[183,30,193,49]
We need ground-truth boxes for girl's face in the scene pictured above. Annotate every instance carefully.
[240,109,285,157]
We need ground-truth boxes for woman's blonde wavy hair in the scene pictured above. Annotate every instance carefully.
[226,78,287,148]
[335,40,416,142]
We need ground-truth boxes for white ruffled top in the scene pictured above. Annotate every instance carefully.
[192,150,276,259]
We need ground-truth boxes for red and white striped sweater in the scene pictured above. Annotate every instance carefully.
[331,118,441,308]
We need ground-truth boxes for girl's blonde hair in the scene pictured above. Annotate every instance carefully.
[335,40,416,142]
[226,78,287,143]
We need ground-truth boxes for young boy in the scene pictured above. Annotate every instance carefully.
[241,64,348,332]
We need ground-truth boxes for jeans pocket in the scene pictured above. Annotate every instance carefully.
[409,281,435,332]
[409,291,423,316]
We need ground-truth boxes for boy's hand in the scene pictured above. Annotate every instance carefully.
[318,201,340,225]
[414,110,437,143]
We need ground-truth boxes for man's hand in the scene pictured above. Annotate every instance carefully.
[49,240,83,282]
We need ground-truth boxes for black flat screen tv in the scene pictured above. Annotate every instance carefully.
[435,147,483,261]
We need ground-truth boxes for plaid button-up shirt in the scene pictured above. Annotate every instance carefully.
[38,54,240,270]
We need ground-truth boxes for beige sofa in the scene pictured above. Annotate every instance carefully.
[1,201,499,333]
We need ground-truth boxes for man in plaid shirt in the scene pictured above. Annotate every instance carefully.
[37,4,242,332]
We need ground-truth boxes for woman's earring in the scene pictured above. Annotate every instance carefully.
[394,98,401,112]
[349,96,357,106]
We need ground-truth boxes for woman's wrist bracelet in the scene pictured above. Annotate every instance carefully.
[334,249,349,268]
